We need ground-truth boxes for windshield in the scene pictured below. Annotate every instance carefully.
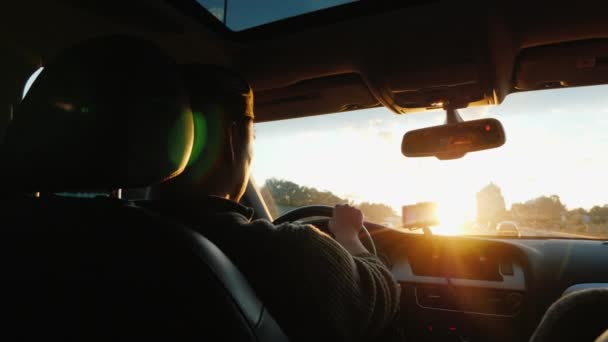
[252,85,608,239]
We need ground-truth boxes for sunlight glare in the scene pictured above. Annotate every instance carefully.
[432,195,475,235]
[434,205,465,235]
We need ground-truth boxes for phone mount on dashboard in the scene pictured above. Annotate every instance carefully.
[402,202,437,237]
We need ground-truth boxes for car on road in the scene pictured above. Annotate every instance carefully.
[496,221,521,237]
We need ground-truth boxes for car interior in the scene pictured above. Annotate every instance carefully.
[2,0,608,341]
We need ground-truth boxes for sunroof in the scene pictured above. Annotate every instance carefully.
[195,0,358,31]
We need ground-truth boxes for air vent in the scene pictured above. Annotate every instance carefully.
[415,285,523,316]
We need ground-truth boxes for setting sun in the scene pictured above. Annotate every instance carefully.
[434,203,469,235]
[431,192,476,235]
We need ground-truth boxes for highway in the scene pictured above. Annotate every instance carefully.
[401,225,605,239]
[517,227,597,239]
[463,226,601,239]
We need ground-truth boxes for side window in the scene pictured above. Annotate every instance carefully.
[0,67,44,143]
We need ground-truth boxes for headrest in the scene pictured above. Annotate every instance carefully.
[0,36,194,192]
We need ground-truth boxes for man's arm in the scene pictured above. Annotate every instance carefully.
[268,204,401,341]
[327,204,401,339]
[297,223,400,341]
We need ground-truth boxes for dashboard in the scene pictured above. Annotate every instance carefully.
[371,227,608,342]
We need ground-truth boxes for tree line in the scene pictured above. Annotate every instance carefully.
[260,178,608,236]
[260,178,396,222]
[477,183,608,235]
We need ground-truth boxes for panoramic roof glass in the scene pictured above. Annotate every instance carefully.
[195,0,357,31]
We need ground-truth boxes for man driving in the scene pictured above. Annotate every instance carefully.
[150,64,401,342]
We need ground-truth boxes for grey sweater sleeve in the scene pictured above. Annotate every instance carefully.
[267,222,401,341]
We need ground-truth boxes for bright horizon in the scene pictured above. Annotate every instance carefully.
[252,85,608,229]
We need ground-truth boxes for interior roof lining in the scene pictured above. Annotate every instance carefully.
[167,0,439,42]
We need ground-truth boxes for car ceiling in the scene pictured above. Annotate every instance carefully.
[2,0,608,128]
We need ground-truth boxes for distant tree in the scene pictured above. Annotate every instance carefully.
[511,203,531,220]
[534,195,566,220]
[259,181,279,217]
[511,195,567,228]
[590,205,608,224]
[260,178,397,222]
[566,208,589,225]
[358,202,396,223]
[569,208,589,216]
[476,183,506,226]
[260,178,348,216]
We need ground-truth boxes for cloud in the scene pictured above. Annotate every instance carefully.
[368,118,383,126]
[377,131,394,141]
[576,157,593,166]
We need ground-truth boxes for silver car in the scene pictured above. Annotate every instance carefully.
[496,221,521,237]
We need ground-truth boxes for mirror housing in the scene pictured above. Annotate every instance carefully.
[401,118,506,160]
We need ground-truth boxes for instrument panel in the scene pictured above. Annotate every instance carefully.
[393,254,525,316]
[387,236,529,341]
[366,220,608,341]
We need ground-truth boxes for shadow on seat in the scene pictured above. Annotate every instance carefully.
[531,288,608,342]
[0,36,287,341]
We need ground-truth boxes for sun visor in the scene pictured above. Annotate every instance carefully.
[515,39,608,91]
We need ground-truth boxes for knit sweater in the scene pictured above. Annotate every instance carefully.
[143,197,401,342]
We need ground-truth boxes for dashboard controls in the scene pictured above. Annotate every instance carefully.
[499,262,514,275]
[415,285,523,316]
[505,292,524,313]
[422,322,470,342]
[418,286,457,309]
[392,257,526,291]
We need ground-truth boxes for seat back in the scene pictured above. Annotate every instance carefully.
[0,196,286,341]
[0,36,287,341]
[531,288,608,342]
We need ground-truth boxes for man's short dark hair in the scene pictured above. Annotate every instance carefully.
[159,64,254,193]
[181,64,254,121]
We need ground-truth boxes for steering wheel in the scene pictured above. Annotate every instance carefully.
[273,205,377,255]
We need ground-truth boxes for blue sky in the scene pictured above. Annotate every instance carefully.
[252,85,608,219]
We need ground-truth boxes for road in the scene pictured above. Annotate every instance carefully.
[461,226,601,239]
[518,227,596,239]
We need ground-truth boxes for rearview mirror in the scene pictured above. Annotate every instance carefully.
[401,118,506,160]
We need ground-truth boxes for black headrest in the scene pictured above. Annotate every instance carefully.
[0,36,194,192]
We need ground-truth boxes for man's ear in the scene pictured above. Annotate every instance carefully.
[227,121,240,165]
[226,122,238,164]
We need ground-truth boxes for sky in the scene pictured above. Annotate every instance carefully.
[196,0,356,31]
[252,85,608,222]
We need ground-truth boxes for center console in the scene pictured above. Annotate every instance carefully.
[392,240,527,341]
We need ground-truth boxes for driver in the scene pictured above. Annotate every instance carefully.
[151,64,401,342]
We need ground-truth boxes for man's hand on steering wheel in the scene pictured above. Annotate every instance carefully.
[329,204,363,238]
[272,204,377,256]
[329,204,370,256]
